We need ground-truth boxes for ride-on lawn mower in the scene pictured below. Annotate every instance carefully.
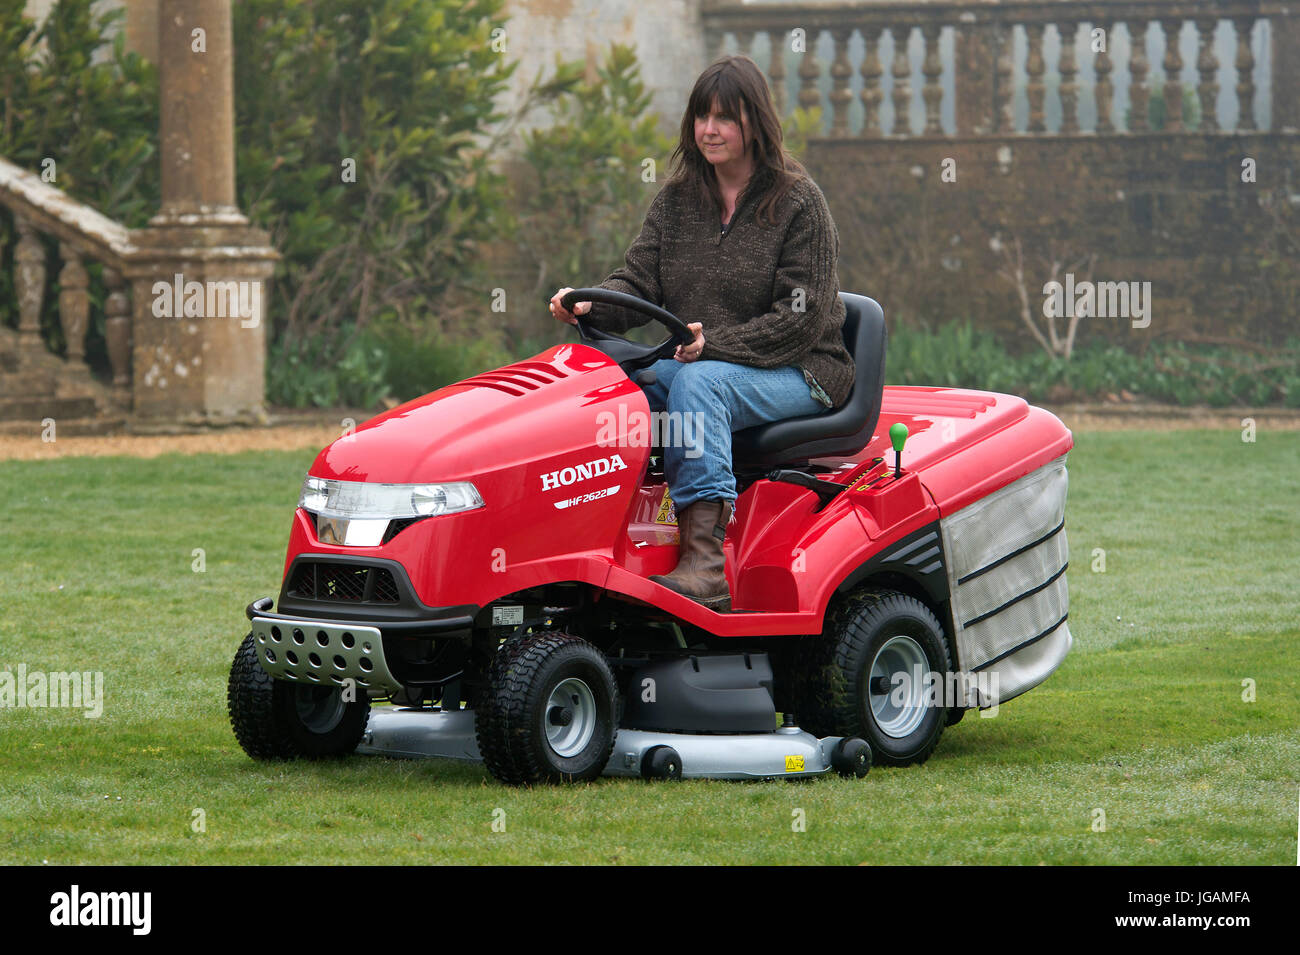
[228,290,1073,784]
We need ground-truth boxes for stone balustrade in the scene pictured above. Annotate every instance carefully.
[0,0,278,431]
[701,0,1297,137]
[0,158,137,419]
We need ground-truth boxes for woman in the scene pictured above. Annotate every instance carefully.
[550,54,854,613]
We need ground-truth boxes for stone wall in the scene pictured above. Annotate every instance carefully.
[498,0,707,138]
[806,133,1300,344]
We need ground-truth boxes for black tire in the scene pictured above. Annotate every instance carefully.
[641,745,683,781]
[227,633,370,760]
[832,737,872,778]
[788,589,952,767]
[475,631,619,786]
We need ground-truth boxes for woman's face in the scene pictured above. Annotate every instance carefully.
[694,97,751,169]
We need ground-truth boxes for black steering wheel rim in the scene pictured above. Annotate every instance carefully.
[559,288,695,372]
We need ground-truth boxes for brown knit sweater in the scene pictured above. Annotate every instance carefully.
[586,173,856,408]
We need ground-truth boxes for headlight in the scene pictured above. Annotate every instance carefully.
[298,477,484,545]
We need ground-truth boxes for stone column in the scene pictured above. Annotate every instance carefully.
[126,0,278,426]
[157,0,237,217]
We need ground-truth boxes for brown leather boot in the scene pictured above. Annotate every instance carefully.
[649,499,733,612]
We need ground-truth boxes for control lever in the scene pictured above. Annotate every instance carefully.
[766,469,844,512]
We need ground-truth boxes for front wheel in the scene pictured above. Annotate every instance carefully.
[475,631,619,785]
[789,590,952,767]
[228,633,370,760]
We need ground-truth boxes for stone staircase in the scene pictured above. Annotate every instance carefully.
[0,324,123,436]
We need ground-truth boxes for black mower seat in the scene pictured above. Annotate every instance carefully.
[731,292,886,469]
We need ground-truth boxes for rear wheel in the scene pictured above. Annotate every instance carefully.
[228,633,370,760]
[475,631,619,785]
[788,590,951,767]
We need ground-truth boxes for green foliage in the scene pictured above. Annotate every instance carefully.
[0,0,158,362]
[781,106,822,161]
[232,0,516,372]
[0,1,159,222]
[1128,84,1201,131]
[266,320,512,410]
[511,43,673,299]
[267,333,392,411]
[374,321,511,403]
[888,320,1300,407]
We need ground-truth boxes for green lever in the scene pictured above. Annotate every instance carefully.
[889,423,908,479]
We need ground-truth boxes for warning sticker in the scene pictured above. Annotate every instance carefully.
[653,487,677,525]
[784,755,805,772]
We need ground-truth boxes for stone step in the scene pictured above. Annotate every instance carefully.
[0,415,125,438]
[0,394,99,422]
[0,369,56,396]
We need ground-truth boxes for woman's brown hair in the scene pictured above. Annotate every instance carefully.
[668,54,808,226]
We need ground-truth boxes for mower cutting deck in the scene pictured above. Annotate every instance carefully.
[355,707,869,781]
[228,289,1073,786]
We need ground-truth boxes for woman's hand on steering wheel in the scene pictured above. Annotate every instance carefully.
[675,322,705,363]
[550,287,590,325]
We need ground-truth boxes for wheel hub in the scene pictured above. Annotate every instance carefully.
[867,634,930,739]
[544,678,596,758]
[294,684,347,734]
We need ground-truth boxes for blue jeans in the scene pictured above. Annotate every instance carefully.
[638,358,827,510]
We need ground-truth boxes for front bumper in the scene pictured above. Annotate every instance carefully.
[249,612,402,696]
[244,596,477,698]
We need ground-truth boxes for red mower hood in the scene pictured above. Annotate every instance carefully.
[308,344,640,485]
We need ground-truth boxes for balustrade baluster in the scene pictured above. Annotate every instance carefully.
[1059,22,1080,133]
[1026,23,1046,132]
[798,33,822,115]
[735,29,755,59]
[860,26,884,136]
[1129,21,1151,132]
[1162,19,1185,132]
[14,218,45,358]
[1095,21,1115,133]
[769,32,788,116]
[1195,19,1220,132]
[891,26,913,136]
[57,245,89,366]
[830,28,853,137]
[104,267,132,402]
[921,24,943,135]
[994,25,1014,132]
[1234,17,1256,131]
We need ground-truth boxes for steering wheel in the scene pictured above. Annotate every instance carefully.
[559,288,696,373]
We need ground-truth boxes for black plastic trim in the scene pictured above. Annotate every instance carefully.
[266,554,480,638]
[834,522,949,606]
[245,599,477,637]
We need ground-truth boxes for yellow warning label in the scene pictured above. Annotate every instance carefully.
[847,457,890,493]
[653,487,677,525]
[785,755,805,772]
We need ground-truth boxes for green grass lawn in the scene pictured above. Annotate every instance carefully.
[1,429,1297,864]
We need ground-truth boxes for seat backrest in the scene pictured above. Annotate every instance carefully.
[731,292,886,469]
